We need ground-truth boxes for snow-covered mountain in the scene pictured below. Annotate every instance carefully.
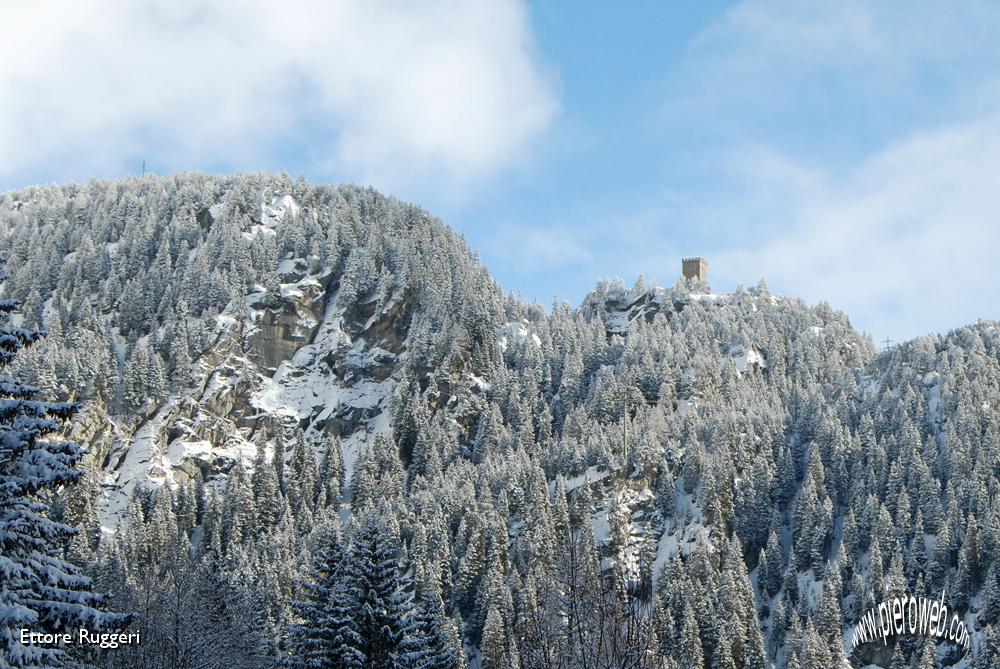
[2,174,998,668]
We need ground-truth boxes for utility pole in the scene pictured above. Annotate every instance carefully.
[141,160,145,176]
[883,337,893,351]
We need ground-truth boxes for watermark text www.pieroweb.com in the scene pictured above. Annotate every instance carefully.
[851,591,970,651]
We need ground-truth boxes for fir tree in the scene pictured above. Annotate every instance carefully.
[0,283,127,667]
[283,524,363,669]
[347,516,418,668]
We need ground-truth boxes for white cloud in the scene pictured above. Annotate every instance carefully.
[487,222,591,272]
[690,0,1000,80]
[0,0,556,192]
[632,0,1000,342]
[706,114,1000,341]
[585,114,1000,343]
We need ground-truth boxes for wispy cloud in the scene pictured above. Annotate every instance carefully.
[684,0,1000,91]
[625,0,1000,341]
[0,0,557,194]
[709,115,1000,341]
[487,222,591,272]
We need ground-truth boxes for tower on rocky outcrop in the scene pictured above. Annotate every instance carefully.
[682,257,708,283]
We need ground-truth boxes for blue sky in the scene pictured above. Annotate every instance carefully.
[3,1,1000,343]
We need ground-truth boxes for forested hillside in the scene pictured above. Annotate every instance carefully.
[1,174,997,668]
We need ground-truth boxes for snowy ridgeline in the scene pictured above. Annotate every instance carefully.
[2,174,999,669]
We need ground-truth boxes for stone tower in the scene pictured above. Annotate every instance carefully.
[682,257,708,282]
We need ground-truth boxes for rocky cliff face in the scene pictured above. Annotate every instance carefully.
[0,176,503,532]
[91,242,405,528]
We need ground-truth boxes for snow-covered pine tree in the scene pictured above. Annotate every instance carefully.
[0,278,127,667]
[397,590,461,669]
[346,516,415,667]
[283,523,363,669]
[480,607,508,669]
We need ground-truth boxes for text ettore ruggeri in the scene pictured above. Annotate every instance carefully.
[19,628,141,650]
